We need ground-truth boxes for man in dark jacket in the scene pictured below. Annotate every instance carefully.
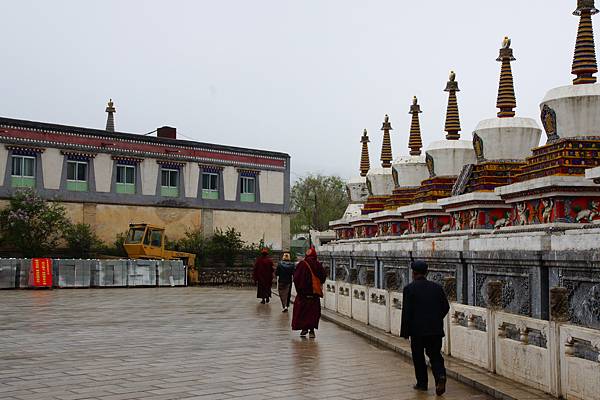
[400,260,450,396]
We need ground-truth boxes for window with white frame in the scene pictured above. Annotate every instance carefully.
[240,175,256,202]
[66,160,88,191]
[160,168,179,197]
[201,172,219,199]
[11,155,36,188]
[116,164,136,194]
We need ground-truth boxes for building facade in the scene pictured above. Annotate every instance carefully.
[0,114,291,250]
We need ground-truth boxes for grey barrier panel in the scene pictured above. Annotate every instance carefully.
[352,250,378,286]
[17,259,31,288]
[464,251,545,319]
[545,250,600,329]
[378,251,411,292]
[157,260,186,287]
[0,259,18,289]
[52,259,93,288]
[412,251,465,303]
[93,260,129,287]
[128,260,158,286]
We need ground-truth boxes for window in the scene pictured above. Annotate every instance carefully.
[201,172,219,200]
[116,164,136,194]
[11,155,36,188]
[160,168,179,197]
[143,229,163,247]
[126,227,146,244]
[240,176,256,202]
[66,160,88,191]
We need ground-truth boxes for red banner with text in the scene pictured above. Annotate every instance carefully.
[29,258,53,288]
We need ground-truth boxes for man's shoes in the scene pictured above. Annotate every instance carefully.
[282,308,288,313]
[266,298,270,303]
[309,329,316,338]
[435,376,446,396]
[300,330,308,337]
[413,384,428,392]
[260,299,266,304]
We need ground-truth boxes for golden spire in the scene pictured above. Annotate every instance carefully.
[360,129,371,177]
[380,114,393,168]
[444,71,461,140]
[105,98,116,132]
[572,0,599,84]
[408,96,423,156]
[496,36,517,117]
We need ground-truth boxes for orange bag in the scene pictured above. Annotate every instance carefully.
[303,261,323,297]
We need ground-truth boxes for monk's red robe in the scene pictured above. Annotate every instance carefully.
[291,256,326,330]
[253,256,274,299]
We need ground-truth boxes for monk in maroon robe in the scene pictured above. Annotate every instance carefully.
[292,247,326,337]
[253,249,274,304]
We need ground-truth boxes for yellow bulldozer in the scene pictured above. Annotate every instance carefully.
[123,223,199,284]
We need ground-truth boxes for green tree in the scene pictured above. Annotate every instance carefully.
[63,223,102,258]
[290,174,348,234]
[0,189,69,257]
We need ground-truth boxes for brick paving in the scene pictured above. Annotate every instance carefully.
[0,288,491,399]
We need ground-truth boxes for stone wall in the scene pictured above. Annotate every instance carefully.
[198,267,255,287]
[321,228,600,328]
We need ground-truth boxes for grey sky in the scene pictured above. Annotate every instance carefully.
[0,1,579,181]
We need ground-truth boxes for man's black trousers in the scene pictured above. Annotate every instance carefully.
[410,335,446,387]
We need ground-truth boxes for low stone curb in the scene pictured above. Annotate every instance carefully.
[320,309,555,400]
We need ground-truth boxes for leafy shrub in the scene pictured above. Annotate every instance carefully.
[208,228,245,267]
[97,231,128,257]
[0,189,69,257]
[63,223,102,258]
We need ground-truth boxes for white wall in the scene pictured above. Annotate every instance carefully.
[185,162,199,198]
[41,148,62,189]
[223,166,238,201]
[0,145,7,186]
[93,154,113,192]
[259,170,284,204]
[140,159,158,195]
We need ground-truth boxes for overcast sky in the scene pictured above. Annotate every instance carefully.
[0,1,581,181]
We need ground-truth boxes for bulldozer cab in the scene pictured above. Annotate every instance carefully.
[124,224,165,259]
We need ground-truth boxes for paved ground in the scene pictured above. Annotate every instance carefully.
[0,288,491,400]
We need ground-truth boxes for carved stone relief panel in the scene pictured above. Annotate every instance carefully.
[473,266,531,316]
[334,258,351,283]
[550,266,600,329]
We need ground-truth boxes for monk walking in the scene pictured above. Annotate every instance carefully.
[253,248,274,304]
[292,247,326,338]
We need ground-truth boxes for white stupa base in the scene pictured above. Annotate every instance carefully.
[426,140,477,176]
[541,83,600,138]
[473,117,541,160]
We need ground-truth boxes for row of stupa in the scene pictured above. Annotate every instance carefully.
[331,0,600,239]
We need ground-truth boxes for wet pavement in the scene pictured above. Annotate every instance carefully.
[0,288,491,399]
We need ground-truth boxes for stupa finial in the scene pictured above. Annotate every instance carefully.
[444,71,461,140]
[380,114,393,168]
[496,36,517,118]
[360,129,371,177]
[572,0,599,84]
[408,97,423,156]
[105,98,116,132]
